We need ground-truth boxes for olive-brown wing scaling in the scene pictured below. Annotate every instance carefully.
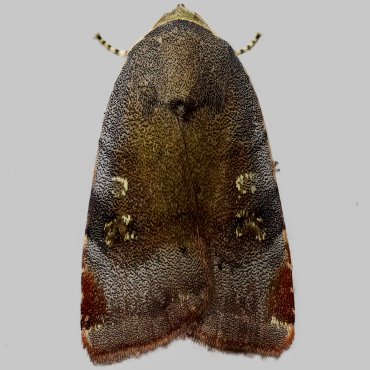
[81,19,294,364]
[81,29,212,364]
[183,39,295,355]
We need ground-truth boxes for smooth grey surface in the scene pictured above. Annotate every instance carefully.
[0,0,369,369]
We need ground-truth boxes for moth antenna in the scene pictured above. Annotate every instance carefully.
[235,33,262,56]
[94,33,129,57]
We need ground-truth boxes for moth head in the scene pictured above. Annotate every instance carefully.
[153,4,212,31]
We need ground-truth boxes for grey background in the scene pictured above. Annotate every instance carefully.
[1,0,369,369]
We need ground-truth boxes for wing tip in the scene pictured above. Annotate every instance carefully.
[82,322,192,365]
[190,322,295,358]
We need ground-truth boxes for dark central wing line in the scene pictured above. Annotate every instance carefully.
[176,115,201,222]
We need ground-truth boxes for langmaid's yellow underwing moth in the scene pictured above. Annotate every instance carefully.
[81,4,295,365]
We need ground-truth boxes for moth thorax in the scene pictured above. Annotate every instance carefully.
[153,4,212,32]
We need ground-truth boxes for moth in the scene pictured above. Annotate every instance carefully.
[81,4,294,365]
